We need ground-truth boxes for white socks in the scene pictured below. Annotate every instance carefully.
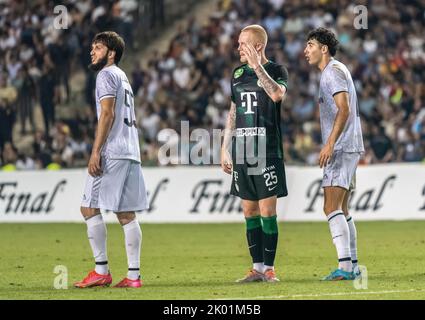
[264,265,274,272]
[327,210,352,272]
[253,263,275,273]
[85,215,142,279]
[123,219,142,280]
[346,215,358,270]
[86,214,109,275]
[253,263,264,273]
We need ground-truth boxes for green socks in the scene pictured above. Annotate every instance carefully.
[261,215,278,267]
[245,216,263,263]
[245,215,279,268]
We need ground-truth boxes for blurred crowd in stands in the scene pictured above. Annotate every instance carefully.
[0,0,424,170]
[0,0,139,170]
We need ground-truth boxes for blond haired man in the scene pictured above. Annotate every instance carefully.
[221,25,289,283]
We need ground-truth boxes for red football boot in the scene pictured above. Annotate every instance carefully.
[74,270,112,288]
[113,277,143,288]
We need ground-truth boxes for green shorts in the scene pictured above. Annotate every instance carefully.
[230,158,288,201]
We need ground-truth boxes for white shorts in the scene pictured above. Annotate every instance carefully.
[322,151,361,191]
[81,158,149,212]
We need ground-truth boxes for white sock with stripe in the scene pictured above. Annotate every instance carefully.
[327,210,352,272]
[86,214,109,275]
[123,219,142,280]
[346,215,358,270]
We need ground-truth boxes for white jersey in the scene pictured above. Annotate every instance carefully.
[318,59,364,153]
[95,64,141,162]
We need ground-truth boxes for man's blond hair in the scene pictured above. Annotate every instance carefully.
[241,24,268,46]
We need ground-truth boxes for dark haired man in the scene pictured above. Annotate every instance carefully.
[304,27,364,280]
[75,31,148,288]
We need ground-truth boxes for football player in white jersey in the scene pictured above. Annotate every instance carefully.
[304,28,364,280]
[75,32,148,288]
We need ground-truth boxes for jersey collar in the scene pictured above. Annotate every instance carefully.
[321,57,334,73]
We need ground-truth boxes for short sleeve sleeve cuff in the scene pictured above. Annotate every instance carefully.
[97,70,118,101]
[328,65,348,96]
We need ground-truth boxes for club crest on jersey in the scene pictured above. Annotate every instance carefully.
[234,68,244,79]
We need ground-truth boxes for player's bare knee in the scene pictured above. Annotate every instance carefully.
[323,198,341,215]
[80,207,100,220]
[242,201,259,218]
[324,206,333,215]
[117,212,136,226]
[118,217,133,226]
[323,204,339,215]
[258,197,277,217]
[243,208,259,218]
[242,206,259,217]
[259,206,276,217]
[342,193,351,216]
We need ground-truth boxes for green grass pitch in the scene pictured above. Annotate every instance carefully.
[0,221,424,300]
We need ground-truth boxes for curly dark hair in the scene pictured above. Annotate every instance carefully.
[307,27,339,56]
[92,31,125,65]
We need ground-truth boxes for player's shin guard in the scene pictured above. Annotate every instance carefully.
[346,215,358,270]
[327,210,352,272]
[245,216,263,271]
[261,215,278,270]
[86,214,108,275]
[123,219,142,280]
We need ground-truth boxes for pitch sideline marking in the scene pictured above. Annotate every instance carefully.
[218,288,425,300]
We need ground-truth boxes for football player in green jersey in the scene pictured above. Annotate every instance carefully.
[221,25,288,283]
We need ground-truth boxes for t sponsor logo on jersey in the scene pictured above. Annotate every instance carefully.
[240,91,257,114]
[234,68,244,79]
[236,127,266,137]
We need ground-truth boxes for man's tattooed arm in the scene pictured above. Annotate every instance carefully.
[223,101,236,150]
[254,65,286,102]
